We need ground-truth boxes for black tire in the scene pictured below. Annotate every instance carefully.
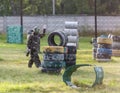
[66,45,77,54]
[65,61,76,69]
[43,53,64,61]
[64,54,76,61]
[41,67,47,73]
[48,31,67,46]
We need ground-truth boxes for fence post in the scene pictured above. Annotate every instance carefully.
[3,16,7,33]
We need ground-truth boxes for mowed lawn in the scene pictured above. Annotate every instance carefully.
[0,34,120,93]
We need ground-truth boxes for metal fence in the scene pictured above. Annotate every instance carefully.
[0,15,120,34]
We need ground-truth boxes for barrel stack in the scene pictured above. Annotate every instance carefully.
[64,21,78,68]
[64,21,79,48]
[96,35,112,62]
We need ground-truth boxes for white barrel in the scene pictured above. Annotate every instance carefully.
[65,21,78,29]
[66,43,77,47]
[63,29,78,36]
[67,36,78,43]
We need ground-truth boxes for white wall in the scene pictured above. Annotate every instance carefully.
[0,16,120,33]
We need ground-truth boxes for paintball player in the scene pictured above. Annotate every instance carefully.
[26,26,46,68]
[26,27,41,68]
[32,26,46,53]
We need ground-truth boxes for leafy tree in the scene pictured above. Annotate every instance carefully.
[61,0,77,14]
[0,0,120,16]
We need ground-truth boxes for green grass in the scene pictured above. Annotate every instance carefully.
[0,34,120,93]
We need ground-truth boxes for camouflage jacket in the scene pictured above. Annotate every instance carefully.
[27,34,40,51]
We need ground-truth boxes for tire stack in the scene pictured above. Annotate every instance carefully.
[92,38,98,60]
[108,34,120,57]
[65,43,77,68]
[64,21,79,49]
[96,35,113,62]
[64,21,78,68]
[41,46,66,73]
[44,21,79,71]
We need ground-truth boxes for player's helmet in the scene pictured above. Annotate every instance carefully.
[33,26,39,35]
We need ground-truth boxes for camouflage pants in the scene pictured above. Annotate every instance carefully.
[28,50,41,68]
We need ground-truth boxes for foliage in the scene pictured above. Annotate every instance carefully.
[0,0,120,16]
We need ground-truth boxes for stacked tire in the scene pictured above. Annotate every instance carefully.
[42,21,79,72]
[41,46,66,73]
[48,31,67,46]
[108,34,120,57]
[65,43,77,68]
[96,35,112,62]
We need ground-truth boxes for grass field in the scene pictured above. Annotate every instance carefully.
[0,34,120,93]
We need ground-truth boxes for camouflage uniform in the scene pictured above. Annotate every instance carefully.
[27,31,41,68]
[27,30,33,42]
[34,26,46,53]
[26,26,46,68]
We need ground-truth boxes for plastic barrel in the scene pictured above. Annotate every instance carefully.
[67,36,77,43]
[63,29,78,36]
[65,21,78,29]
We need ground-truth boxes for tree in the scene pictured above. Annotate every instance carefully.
[61,0,77,14]
[9,0,21,15]
[0,0,120,16]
